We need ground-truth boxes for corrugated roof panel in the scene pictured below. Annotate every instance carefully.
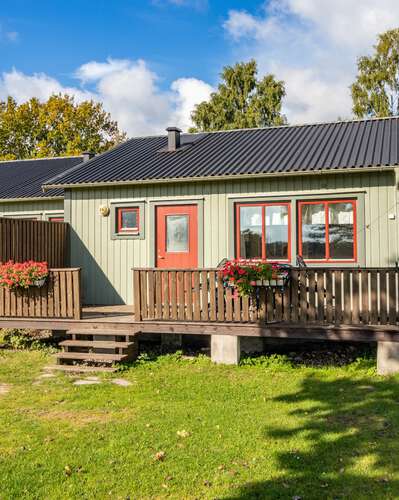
[0,156,83,199]
[42,117,399,187]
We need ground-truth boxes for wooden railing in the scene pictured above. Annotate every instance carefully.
[133,267,399,326]
[0,268,82,319]
[0,218,69,268]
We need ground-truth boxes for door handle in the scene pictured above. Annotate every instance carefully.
[158,255,165,259]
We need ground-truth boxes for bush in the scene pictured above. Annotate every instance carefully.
[0,329,55,351]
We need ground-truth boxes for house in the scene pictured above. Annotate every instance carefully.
[42,117,399,307]
[0,154,91,221]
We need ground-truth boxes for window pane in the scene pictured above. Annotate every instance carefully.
[301,203,326,259]
[239,206,262,258]
[121,209,138,230]
[166,215,189,252]
[265,205,289,260]
[329,202,354,259]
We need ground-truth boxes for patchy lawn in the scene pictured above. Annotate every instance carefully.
[0,350,399,499]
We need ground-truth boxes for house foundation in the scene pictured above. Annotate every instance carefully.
[211,335,241,365]
[377,341,399,375]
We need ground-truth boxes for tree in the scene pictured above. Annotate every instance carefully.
[190,60,286,132]
[0,94,126,160]
[351,28,399,118]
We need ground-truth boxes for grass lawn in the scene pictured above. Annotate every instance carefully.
[1,349,399,499]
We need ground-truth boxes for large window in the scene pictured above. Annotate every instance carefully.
[298,200,356,262]
[236,203,290,261]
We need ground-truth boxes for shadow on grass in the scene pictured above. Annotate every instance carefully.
[222,374,399,499]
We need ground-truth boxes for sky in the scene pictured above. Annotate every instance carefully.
[1,0,399,136]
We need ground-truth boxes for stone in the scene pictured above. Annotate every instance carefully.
[37,373,56,379]
[0,383,11,395]
[111,378,131,387]
[377,341,399,375]
[73,379,101,386]
[211,335,241,365]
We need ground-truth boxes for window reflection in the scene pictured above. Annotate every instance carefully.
[239,206,262,258]
[301,203,326,259]
[265,205,289,259]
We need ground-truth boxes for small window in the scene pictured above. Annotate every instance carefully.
[117,207,140,235]
[236,202,291,262]
[298,199,357,262]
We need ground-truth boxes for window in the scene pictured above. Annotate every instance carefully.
[117,207,140,234]
[298,200,356,262]
[236,203,291,261]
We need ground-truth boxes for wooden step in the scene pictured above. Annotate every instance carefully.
[59,340,133,349]
[45,364,118,373]
[66,329,138,337]
[56,352,128,362]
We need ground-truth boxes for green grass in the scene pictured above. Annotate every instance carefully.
[1,350,399,499]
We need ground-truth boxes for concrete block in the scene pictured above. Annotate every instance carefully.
[377,341,399,375]
[211,335,240,365]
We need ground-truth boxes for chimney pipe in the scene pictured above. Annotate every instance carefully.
[166,127,182,151]
[82,151,95,162]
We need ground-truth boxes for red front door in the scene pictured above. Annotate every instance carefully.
[156,205,198,268]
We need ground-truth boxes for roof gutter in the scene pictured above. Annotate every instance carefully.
[42,165,397,192]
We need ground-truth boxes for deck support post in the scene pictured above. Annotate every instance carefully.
[377,341,399,375]
[211,335,240,365]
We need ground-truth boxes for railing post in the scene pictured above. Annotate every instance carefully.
[73,269,82,320]
[133,270,142,321]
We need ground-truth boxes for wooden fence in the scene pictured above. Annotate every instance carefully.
[0,218,68,267]
[0,268,81,319]
[133,267,399,326]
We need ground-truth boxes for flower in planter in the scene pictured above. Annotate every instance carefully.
[0,260,49,290]
[220,259,274,297]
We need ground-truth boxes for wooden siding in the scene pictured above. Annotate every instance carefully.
[0,199,64,219]
[0,218,69,267]
[67,170,399,305]
[0,268,81,319]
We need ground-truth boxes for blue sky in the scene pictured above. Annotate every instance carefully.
[1,1,398,135]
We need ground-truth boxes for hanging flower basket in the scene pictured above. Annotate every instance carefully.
[220,260,291,297]
[33,277,47,288]
[0,261,49,290]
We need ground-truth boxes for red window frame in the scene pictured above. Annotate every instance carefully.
[235,202,291,262]
[117,207,140,234]
[49,217,64,222]
[298,199,357,263]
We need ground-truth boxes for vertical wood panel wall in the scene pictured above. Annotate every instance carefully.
[68,170,398,305]
[134,268,399,327]
[0,218,69,267]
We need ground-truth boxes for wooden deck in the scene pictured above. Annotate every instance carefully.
[1,305,399,344]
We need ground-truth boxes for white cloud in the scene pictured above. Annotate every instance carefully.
[0,23,19,43]
[170,78,213,131]
[0,59,213,136]
[224,0,399,123]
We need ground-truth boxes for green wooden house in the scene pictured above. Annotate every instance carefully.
[40,117,399,306]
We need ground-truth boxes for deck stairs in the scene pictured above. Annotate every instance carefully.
[51,329,139,372]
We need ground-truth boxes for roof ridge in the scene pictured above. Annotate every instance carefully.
[0,155,83,164]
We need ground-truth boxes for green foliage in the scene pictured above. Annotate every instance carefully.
[240,353,293,369]
[0,329,54,351]
[190,60,286,132]
[0,94,126,160]
[351,28,399,118]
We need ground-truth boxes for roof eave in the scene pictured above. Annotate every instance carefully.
[0,195,64,203]
[42,165,397,191]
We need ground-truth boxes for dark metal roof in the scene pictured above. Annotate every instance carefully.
[0,156,83,199]
[44,117,399,188]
